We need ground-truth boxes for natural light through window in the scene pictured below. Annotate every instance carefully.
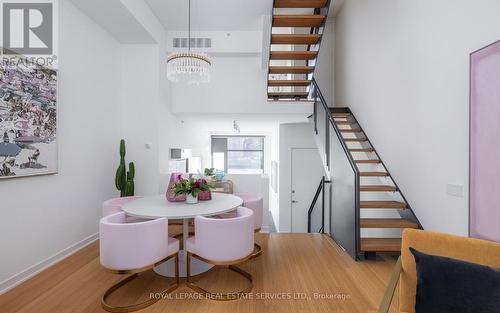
[211,136,264,174]
[212,152,225,173]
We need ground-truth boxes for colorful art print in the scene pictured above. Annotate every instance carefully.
[0,57,57,179]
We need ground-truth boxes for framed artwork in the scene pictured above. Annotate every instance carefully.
[0,57,57,179]
[470,40,500,242]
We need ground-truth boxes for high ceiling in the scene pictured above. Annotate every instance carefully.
[144,0,271,31]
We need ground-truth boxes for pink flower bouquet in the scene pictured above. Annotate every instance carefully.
[173,176,213,202]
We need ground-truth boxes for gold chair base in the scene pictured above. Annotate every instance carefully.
[186,252,253,301]
[249,243,262,259]
[101,253,179,312]
[250,229,263,259]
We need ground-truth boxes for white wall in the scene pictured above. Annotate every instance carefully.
[277,122,319,232]
[170,55,313,115]
[0,0,122,290]
[118,1,174,195]
[119,45,162,195]
[334,0,500,236]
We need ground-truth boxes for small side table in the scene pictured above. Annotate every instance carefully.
[212,180,233,194]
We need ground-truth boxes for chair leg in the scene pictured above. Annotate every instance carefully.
[186,252,192,284]
[186,253,253,301]
[175,253,180,286]
[101,253,180,313]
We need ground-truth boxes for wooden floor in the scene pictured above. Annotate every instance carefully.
[0,233,399,313]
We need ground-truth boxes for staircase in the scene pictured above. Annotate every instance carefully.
[267,0,422,258]
[307,80,422,260]
[331,108,422,258]
[267,0,330,101]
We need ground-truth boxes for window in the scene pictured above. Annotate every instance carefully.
[211,136,264,174]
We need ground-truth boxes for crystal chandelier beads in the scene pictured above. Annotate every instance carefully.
[166,51,211,84]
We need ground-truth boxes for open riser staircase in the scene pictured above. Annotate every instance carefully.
[267,0,331,101]
[331,108,422,258]
[265,1,423,259]
[308,80,423,260]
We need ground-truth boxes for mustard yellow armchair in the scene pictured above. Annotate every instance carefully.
[378,229,500,313]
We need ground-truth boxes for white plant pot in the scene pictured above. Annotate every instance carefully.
[186,194,198,204]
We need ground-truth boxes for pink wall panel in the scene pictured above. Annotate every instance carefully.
[470,40,500,242]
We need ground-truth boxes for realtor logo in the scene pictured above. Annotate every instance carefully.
[2,2,53,55]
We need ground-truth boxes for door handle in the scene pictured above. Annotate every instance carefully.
[292,200,298,203]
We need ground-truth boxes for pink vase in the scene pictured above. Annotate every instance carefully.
[198,189,212,201]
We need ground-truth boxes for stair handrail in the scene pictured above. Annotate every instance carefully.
[307,177,325,233]
[310,78,361,257]
[307,176,332,233]
[310,79,360,176]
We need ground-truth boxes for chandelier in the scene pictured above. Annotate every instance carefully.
[166,0,211,84]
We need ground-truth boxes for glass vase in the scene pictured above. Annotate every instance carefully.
[186,194,198,204]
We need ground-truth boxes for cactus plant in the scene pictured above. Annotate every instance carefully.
[115,139,135,197]
[124,162,135,196]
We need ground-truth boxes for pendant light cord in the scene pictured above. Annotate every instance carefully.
[188,0,191,52]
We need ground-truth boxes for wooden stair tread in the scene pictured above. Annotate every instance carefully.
[355,160,381,164]
[268,80,311,87]
[343,138,368,142]
[349,148,374,152]
[360,185,397,192]
[270,51,318,60]
[339,129,362,133]
[268,92,309,98]
[360,172,388,177]
[269,66,315,74]
[274,0,328,8]
[336,121,356,126]
[360,218,418,229]
[360,238,401,252]
[272,34,321,45]
[332,113,351,118]
[360,201,407,209]
[273,15,326,28]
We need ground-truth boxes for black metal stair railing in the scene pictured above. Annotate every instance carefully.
[310,78,423,260]
[307,176,331,233]
[309,78,361,259]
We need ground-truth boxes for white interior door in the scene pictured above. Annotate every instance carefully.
[291,148,325,233]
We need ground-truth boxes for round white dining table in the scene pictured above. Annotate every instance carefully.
[122,193,243,277]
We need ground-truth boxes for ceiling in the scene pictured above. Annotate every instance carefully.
[144,0,271,31]
[69,0,157,43]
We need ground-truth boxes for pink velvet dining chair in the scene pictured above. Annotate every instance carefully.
[185,207,254,300]
[101,196,142,217]
[102,196,188,238]
[99,212,180,312]
[234,193,264,258]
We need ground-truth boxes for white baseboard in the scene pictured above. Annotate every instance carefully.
[0,232,99,295]
[260,226,270,233]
